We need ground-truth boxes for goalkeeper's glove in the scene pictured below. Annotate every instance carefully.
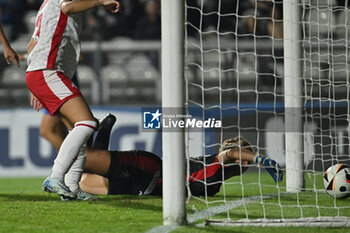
[255,155,283,183]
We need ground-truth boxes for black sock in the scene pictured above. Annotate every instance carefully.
[92,114,116,150]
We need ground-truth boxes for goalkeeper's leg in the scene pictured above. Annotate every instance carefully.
[91,114,116,150]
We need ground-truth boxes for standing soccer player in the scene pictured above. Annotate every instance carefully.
[25,0,120,200]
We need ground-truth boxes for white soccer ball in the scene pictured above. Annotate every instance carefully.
[323,164,350,199]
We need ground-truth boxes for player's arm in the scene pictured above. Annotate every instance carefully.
[0,25,19,67]
[218,147,283,183]
[217,148,255,164]
[60,0,120,15]
[217,148,252,180]
[27,38,36,55]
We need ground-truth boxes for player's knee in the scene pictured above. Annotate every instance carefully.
[71,121,97,148]
[39,124,52,139]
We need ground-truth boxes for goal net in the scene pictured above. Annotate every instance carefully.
[183,0,350,227]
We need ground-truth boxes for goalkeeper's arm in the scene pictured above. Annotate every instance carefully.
[217,147,255,165]
[218,147,283,183]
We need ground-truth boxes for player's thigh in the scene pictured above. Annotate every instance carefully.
[57,113,74,131]
[79,173,109,195]
[85,149,111,176]
[58,96,95,124]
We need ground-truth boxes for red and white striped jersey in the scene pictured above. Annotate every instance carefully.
[27,0,82,79]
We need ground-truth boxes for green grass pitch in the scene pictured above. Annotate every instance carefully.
[0,172,349,233]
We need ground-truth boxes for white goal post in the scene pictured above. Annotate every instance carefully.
[283,0,304,192]
[161,0,186,226]
[162,0,350,227]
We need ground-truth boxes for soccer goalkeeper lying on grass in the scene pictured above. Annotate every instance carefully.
[79,114,283,197]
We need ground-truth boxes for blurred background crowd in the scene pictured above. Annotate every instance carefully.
[2,0,346,42]
[0,0,286,42]
[0,0,162,42]
[0,0,348,107]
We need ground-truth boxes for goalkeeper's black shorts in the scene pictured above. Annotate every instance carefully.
[106,150,162,195]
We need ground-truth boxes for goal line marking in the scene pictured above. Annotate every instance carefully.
[187,194,273,223]
[146,194,274,233]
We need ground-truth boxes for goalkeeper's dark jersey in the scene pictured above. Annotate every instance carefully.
[106,151,223,196]
[187,153,223,196]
